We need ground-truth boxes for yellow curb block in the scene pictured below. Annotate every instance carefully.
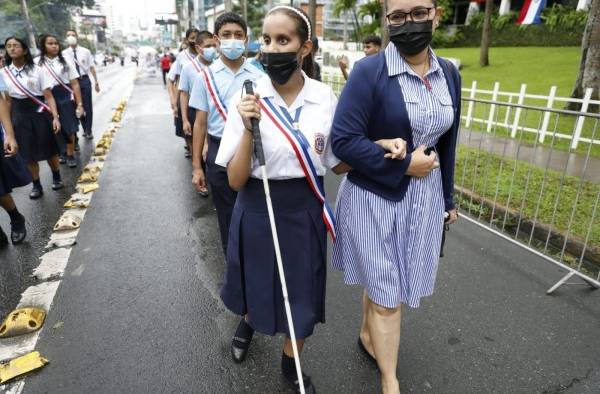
[0,308,46,339]
[0,351,49,384]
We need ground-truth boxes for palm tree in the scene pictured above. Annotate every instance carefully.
[333,0,362,42]
[358,0,382,36]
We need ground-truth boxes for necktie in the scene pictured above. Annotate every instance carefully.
[73,48,81,75]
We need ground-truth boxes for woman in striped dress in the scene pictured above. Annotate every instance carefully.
[330,0,461,392]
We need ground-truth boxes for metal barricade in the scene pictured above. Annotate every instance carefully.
[457,97,600,294]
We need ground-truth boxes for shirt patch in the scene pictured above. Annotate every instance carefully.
[314,133,325,155]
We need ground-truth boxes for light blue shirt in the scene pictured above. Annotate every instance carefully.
[189,57,262,138]
[174,49,195,77]
[0,74,6,91]
[178,58,205,93]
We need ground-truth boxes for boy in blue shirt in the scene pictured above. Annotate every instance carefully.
[189,12,262,254]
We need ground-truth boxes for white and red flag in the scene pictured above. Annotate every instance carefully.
[517,0,547,25]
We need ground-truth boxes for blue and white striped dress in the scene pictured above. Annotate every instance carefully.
[332,46,455,308]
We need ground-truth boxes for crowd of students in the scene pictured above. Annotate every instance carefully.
[0,30,99,247]
[169,0,461,392]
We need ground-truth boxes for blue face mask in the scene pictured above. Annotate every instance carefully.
[219,39,245,60]
[201,47,218,63]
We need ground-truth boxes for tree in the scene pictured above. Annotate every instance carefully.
[308,0,317,37]
[358,0,382,37]
[479,0,493,66]
[333,0,362,43]
[233,0,267,40]
[569,0,599,109]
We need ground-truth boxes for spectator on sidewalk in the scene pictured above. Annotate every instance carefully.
[330,0,461,392]
[338,34,382,81]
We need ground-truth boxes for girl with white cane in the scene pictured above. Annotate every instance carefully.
[215,6,347,393]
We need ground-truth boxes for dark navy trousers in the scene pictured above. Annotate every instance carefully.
[206,135,237,255]
[79,75,93,133]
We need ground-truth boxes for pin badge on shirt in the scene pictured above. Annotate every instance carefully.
[314,133,325,155]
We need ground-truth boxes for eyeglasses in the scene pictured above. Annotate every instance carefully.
[386,7,435,26]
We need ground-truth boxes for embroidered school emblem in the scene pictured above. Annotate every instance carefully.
[314,133,325,155]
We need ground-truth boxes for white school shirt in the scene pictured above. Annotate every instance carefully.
[215,73,340,180]
[167,59,179,82]
[39,56,80,87]
[62,46,94,76]
[1,64,53,99]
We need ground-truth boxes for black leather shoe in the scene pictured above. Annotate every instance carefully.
[29,187,43,199]
[59,155,67,164]
[52,180,64,190]
[84,132,94,140]
[10,214,26,245]
[0,226,8,249]
[67,157,78,168]
[286,373,316,394]
[231,336,251,364]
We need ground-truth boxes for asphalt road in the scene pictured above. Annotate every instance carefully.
[2,68,600,394]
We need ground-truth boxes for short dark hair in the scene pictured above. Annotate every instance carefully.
[196,30,214,45]
[214,12,247,37]
[185,27,200,39]
[66,29,78,37]
[362,35,382,47]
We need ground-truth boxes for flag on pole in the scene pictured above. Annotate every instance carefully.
[517,0,547,24]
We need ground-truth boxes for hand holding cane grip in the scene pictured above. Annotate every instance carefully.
[243,80,265,166]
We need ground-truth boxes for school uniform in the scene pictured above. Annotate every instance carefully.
[189,58,262,255]
[169,50,196,138]
[330,45,461,309]
[215,73,339,338]
[62,46,94,135]
[39,56,80,149]
[177,56,206,139]
[0,64,58,163]
[0,79,32,197]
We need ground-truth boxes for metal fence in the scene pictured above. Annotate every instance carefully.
[322,73,600,294]
[456,97,599,294]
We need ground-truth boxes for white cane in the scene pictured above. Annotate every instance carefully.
[243,80,306,394]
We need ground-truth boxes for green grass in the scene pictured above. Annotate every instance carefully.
[434,47,581,97]
[455,146,599,271]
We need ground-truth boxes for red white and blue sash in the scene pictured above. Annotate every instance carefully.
[259,97,337,241]
[189,57,203,73]
[202,68,227,121]
[42,61,75,101]
[3,68,51,113]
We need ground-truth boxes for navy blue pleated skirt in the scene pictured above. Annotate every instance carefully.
[52,85,79,136]
[220,177,327,339]
[0,134,32,196]
[11,98,58,162]
[174,106,194,139]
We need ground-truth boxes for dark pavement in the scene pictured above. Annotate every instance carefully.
[2,70,600,394]
[0,64,137,320]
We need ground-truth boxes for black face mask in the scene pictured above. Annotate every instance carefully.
[388,21,433,56]
[260,52,299,85]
